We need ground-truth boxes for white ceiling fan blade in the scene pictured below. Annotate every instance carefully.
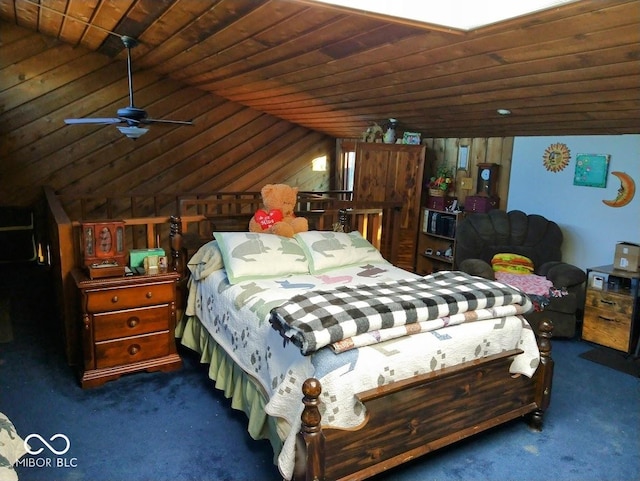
[64,118,122,125]
[143,118,194,125]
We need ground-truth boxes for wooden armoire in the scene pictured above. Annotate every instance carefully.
[353,142,426,271]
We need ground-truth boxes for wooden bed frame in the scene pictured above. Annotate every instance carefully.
[44,187,554,481]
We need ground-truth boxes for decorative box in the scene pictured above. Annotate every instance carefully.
[464,195,500,213]
[88,263,126,279]
[426,196,457,211]
[129,248,166,268]
[81,221,126,267]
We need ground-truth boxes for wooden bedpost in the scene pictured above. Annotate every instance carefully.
[169,216,189,314]
[293,378,325,481]
[169,216,185,276]
[530,319,554,430]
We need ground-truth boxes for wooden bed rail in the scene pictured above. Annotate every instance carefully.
[44,185,400,366]
[169,203,403,279]
[294,320,554,481]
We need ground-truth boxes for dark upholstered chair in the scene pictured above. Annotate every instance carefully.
[455,209,586,338]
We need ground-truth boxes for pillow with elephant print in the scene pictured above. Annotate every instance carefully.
[294,230,385,274]
[214,232,309,284]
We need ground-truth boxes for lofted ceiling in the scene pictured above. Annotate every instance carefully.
[0,0,639,139]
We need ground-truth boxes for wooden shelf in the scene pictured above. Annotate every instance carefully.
[415,207,463,275]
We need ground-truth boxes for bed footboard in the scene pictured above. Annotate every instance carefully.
[294,320,554,481]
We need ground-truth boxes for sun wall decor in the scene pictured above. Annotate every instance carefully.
[542,143,571,172]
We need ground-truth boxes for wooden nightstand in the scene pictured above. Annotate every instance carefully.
[72,269,182,388]
[582,265,640,356]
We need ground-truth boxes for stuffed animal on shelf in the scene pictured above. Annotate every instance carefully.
[248,183,309,238]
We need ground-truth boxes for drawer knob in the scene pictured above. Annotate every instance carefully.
[127,317,140,328]
[111,295,119,303]
[146,291,153,299]
[128,344,141,356]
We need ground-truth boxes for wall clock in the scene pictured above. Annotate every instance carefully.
[476,163,500,197]
[543,143,571,172]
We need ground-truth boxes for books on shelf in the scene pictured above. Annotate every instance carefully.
[425,210,456,238]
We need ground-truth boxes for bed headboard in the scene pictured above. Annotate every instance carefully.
[43,187,401,366]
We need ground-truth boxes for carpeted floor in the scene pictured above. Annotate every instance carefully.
[1,264,639,481]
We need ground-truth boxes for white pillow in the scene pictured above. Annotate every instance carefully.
[214,232,309,284]
[294,230,385,274]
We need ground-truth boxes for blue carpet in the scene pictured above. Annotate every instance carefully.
[1,265,638,481]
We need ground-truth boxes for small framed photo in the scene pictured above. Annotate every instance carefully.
[403,132,421,145]
[144,255,159,275]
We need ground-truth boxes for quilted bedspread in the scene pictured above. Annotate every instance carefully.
[270,271,533,354]
[186,261,540,480]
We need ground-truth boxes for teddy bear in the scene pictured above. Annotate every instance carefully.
[248,183,308,238]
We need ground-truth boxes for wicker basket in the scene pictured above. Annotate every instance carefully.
[429,188,446,197]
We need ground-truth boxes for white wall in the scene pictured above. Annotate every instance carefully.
[508,135,640,270]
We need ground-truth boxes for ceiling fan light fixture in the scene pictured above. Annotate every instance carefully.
[117,126,149,139]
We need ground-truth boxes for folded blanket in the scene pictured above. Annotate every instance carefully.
[270,270,533,354]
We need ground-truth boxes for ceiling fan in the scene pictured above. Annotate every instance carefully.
[64,36,193,139]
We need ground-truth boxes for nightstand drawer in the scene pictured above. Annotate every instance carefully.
[95,332,170,369]
[86,282,174,312]
[585,289,633,316]
[73,269,182,388]
[93,305,171,341]
[582,306,632,352]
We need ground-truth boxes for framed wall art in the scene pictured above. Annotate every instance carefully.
[573,153,610,188]
[402,132,421,145]
[457,145,469,170]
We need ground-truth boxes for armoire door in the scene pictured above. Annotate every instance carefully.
[354,143,426,271]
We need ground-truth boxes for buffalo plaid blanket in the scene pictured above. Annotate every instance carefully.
[270,271,534,355]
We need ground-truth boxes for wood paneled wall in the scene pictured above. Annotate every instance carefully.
[422,137,514,208]
[0,23,333,209]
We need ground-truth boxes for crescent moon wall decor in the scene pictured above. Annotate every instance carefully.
[603,171,636,208]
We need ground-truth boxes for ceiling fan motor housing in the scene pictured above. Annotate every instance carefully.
[117,106,148,122]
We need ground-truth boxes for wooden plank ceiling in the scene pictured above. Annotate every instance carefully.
[1,0,638,139]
